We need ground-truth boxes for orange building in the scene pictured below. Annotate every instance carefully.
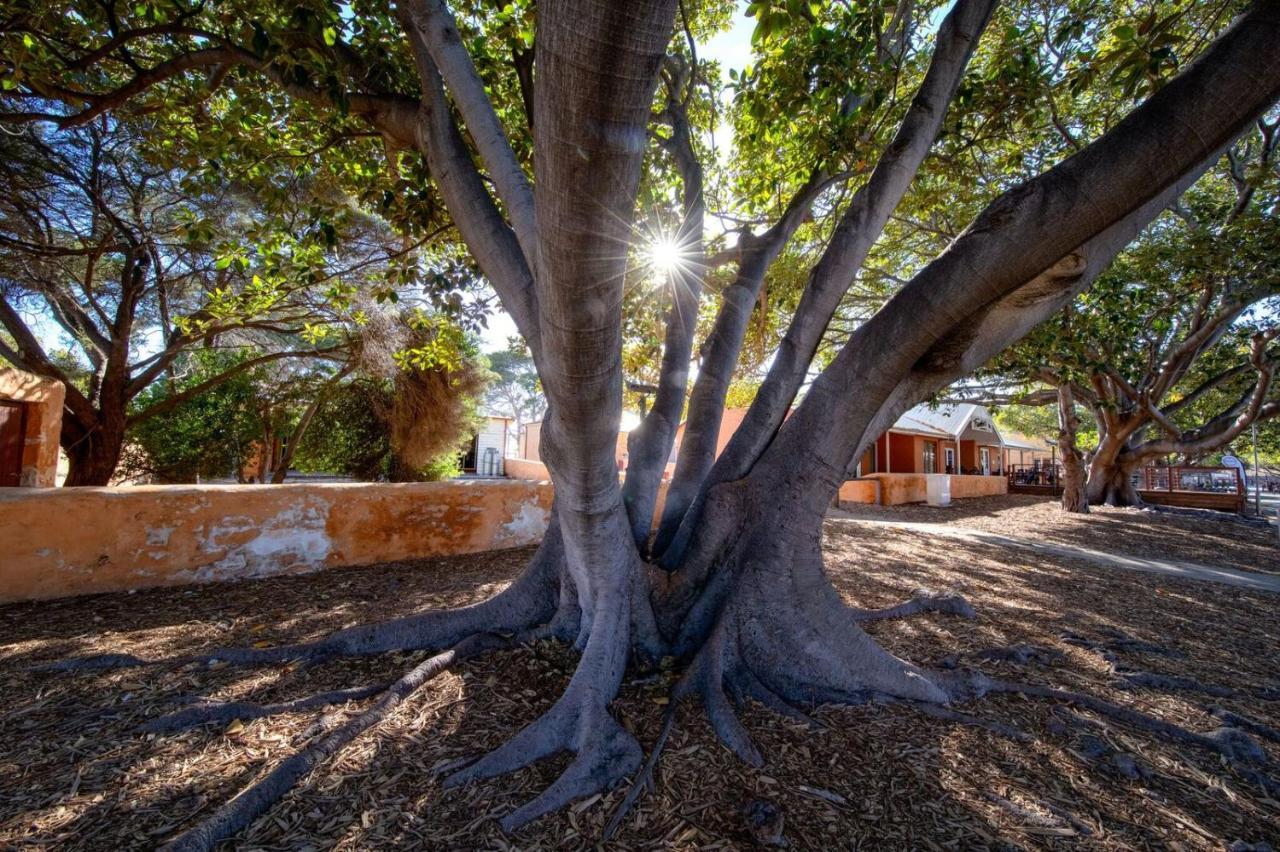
[855,404,1006,477]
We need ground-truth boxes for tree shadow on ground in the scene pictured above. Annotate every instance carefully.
[835,494,1279,577]
[2,522,1278,849]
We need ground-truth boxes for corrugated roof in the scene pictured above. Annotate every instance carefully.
[890,413,954,438]
[890,403,1002,442]
[1002,431,1052,451]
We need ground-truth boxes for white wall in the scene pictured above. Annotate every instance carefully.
[474,417,508,475]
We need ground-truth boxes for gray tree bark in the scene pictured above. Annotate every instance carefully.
[656,0,997,562]
[1057,385,1089,513]
[65,3,1280,846]
[621,67,707,547]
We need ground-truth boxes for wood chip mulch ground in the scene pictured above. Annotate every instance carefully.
[836,494,1279,576]
[1,496,1278,850]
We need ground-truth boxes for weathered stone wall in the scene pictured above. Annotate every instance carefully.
[0,480,552,603]
[504,457,551,480]
[504,457,673,521]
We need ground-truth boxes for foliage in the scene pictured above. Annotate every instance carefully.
[123,350,263,482]
[293,313,492,480]
[967,115,1280,471]
[293,378,394,480]
[485,338,544,425]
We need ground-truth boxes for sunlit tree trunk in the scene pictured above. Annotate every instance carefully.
[1057,386,1089,513]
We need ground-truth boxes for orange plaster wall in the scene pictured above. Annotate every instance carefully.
[888,432,917,473]
[837,473,1007,506]
[950,473,1007,499]
[504,457,550,480]
[504,458,671,525]
[0,368,65,487]
[0,480,554,603]
[837,479,879,505]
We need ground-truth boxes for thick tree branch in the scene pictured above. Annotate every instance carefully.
[623,64,707,545]
[400,0,538,263]
[658,0,997,558]
[1130,331,1279,461]
[1160,361,1252,417]
[0,294,98,424]
[652,166,836,553]
[749,1,1280,522]
[127,346,347,426]
[398,18,542,357]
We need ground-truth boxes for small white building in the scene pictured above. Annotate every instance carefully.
[462,415,512,476]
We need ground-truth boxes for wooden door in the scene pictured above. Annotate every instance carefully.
[0,400,27,487]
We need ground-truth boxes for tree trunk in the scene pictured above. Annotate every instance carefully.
[1057,387,1089,513]
[1085,442,1142,507]
[95,4,1280,848]
[61,416,125,486]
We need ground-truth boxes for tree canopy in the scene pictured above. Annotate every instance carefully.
[5,0,1280,846]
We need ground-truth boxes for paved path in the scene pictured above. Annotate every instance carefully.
[828,515,1280,594]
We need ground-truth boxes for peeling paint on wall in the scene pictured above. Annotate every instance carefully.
[192,501,333,582]
[145,527,174,546]
[0,480,554,603]
[495,499,550,548]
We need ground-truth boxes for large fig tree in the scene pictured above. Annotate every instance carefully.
[7,0,1280,846]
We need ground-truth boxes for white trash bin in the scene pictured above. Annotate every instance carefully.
[926,473,951,507]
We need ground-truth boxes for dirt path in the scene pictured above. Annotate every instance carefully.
[829,512,1280,593]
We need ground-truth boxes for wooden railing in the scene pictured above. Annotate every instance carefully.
[1139,465,1243,494]
[1137,465,1244,513]
[1007,464,1062,493]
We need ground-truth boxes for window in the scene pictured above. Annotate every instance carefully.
[923,441,937,474]
[980,447,990,475]
[944,447,955,475]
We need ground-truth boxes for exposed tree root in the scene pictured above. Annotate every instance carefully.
[36,652,152,672]
[442,546,648,833]
[602,702,677,841]
[974,676,1269,766]
[851,589,975,622]
[443,681,643,832]
[939,643,1065,670]
[1113,668,1240,698]
[908,701,1033,742]
[143,682,392,734]
[1061,628,1183,660]
[160,633,507,852]
[1207,706,1280,744]
[664,533,971,773]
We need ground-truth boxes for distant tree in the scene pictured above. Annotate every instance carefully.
[962,122,1280,508]
[485,337,543,446]
[291,378,393,480]
[294,312,491,481]
[0,121,399,484]
[121,350,262,483]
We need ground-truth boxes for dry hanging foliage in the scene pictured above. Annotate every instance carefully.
[356,308,491,479]
[388,355,489,471]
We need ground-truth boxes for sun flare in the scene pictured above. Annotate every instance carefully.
[647,235,686,277]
